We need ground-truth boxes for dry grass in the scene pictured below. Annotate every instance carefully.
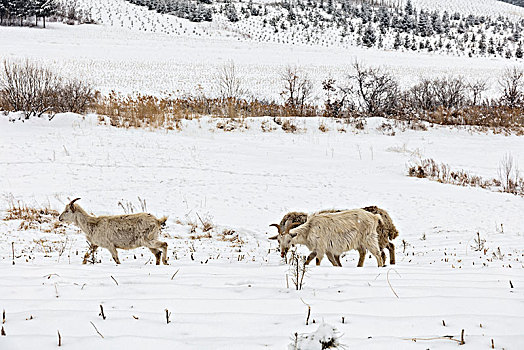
[408,158,524,196]
[3,202,68,233]
[400,106,524,134]
[93,93,318,130]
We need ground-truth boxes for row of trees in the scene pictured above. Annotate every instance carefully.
[0,0,57,27]
[125,0,213,22]
[216,61,524,121]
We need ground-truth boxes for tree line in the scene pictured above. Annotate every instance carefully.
[0,0,58,27]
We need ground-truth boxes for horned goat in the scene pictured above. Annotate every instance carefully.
[361,206,398,265]
[58,198,169,265]
[270,206,398,265]
[271,209,384,267]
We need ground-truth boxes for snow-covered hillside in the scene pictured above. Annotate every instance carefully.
[65,0,524,60]
[1,114,523,349]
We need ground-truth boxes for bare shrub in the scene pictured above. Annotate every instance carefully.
[406,79,436,111]
[348,61,400,116]
[53,79,95,114]
[216,61,244,100]
[0,60,94,118]
[280,66,313,116]
[498,67,524,107]
[322,78,353,118]
[498,153,523,194]
[0,60,60,118]
[432,76,468,109]
[406,76,468,111]
[468,79,488,106]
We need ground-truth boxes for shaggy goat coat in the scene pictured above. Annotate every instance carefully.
[288,209,384,267]
[275,207,398,265]
[59,201,168,265]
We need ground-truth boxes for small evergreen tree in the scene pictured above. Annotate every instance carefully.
[362,23,376,47]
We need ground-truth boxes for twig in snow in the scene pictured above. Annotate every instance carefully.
[442,320,446,326]
[300,299,311,325]
[57,330,62,346]
[90,321,104,338]
[11,242,15,265]
[44,274,60,279]
[387,268,401,298]
[405,329,465,345]
[99,305,106,320]
[2,309,5,324]
[510,280,514,288]
[1,326,5,336]
[165,309,171,324]
[170,269,180,280]
[491,339,494,348]
[110,275,119,286]
[54,283,59,298]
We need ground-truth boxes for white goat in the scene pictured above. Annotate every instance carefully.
[271,209,384,267]
[58,198,169,265]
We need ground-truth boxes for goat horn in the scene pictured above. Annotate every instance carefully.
[269,223,281,233]
[268,234,279,240]
[69,198,81,212]
[284,222,302,235]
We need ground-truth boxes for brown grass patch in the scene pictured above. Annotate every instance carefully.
[93,93,318,130]
[408,157,524,196]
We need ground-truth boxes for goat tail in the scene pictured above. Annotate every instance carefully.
[158,216,168,227]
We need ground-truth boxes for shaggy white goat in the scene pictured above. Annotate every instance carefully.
[271,209,384,267]
[58,198,168,265]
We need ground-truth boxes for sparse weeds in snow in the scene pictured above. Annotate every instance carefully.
[409,156,524,196]
[290,323,344,350]
[261,119,276,132]
[492,247,505,261]
[3,200,65,233]
[289,250,307,291]
[318,121,329,133]
[377,121,395,136]
[471,232,486,252]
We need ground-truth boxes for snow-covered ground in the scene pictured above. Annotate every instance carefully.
[1,115,523,349]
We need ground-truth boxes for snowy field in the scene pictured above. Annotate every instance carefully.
[0,22,518,100]
[1,115,523,349]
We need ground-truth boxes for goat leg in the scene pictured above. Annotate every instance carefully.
[107,246,120,264]
[326,252,340,267]
[305,251,317,265]
[387,242,396,265]
[357,247,366,267]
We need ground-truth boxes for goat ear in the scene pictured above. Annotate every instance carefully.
[268,235,279,240]
[69,198,81,212]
